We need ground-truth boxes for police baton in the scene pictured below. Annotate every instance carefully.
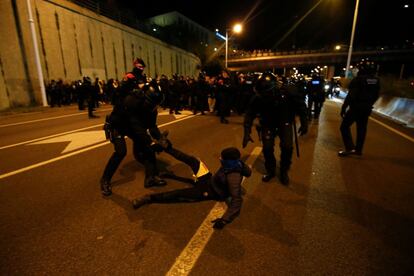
[293,120,300,158]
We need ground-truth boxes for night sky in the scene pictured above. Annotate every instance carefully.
[116,0,412,51]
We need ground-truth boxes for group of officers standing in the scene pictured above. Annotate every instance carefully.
[100,57,380,228]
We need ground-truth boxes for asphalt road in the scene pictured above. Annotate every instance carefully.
[0,100,413,275]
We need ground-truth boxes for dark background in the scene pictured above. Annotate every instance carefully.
[112,0,413,50]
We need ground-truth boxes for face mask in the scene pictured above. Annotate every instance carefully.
[220,159,242,170]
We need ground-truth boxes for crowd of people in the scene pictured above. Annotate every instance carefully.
[45,77,120,118]
[45,67,343,123]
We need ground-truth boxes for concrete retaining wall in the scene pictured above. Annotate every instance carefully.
[0,0,200,110]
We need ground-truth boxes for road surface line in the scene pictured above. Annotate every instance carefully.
[0,124,104,150]
[369,117,414,143]
[0,114,197,151]
[166,146,262,276]
[0,115,197,180]
[0,141,110,180]
[0,108,112,128]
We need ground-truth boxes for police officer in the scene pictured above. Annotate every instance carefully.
[100,58,165,196]
[216,71,232,124]
[132,132,252,230]
[124,70,166,189]
[307,74,325,120]
[338,61,380,157]
[243,73,308,185]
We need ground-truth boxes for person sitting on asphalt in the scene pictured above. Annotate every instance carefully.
[132,131,252,230]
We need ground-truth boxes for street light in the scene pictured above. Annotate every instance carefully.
[225,23,242,69]
[345,0,360,78]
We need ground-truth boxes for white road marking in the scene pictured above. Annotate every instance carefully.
[29,130,107,153]
[0,141,110,180]
[0,108,112,128]
[166,146,262,276]
[0,124,103,150]
[0,115,197,180]
[369,117,414,143]
[158,110,194,119]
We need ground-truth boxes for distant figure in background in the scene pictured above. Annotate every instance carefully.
[338,61,380,157]
[306,74,325,120]
[81,76,98,118]
[216,71,232,124]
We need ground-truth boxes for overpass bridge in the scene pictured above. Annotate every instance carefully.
[227,47,414,75]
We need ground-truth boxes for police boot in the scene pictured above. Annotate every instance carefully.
[144,175,167,188]
[280,169,290,185]
[132,195,151,209]
[338,149,362,157]
[100,178,112,196]
[262,173,275,182]
[220,118,229,124]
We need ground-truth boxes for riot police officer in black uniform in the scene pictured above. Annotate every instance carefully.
[338,61,380,157]
[124,74,166,189]
[100,58,165,196]
[307,74,325,120]
[243,73,308,185]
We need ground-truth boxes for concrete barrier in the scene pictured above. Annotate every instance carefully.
[333,90,413,128]
[373,97,414,128]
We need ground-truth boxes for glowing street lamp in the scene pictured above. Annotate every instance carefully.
[225,23,243,69]
[345,0,360,78]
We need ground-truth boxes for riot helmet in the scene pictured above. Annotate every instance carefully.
[254,72,278,95]
[143,80,164,107]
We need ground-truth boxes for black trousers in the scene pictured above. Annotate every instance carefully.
[261,124,294,175]
[101,132,159,185]
[340,109,370,153]
[130,132,159,184]
[149,148,219,203]
[308,96,324,118]
[101,135,127,182]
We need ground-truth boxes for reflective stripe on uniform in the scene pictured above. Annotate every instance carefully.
[192,161,210,181]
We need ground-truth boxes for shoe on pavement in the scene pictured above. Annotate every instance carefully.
[262,173,275,182]
[280,170,290,185]
[144,176,167,188]
[338,149,362,157]
[100,179,112,196]
[132,195,151,209]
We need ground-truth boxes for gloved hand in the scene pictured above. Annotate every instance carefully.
[149,127,161,140]
[158,130,172,151]
[150,141,164,153]
[211,218,228,230]
[298,125,308,136]
[242,133,254,148]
